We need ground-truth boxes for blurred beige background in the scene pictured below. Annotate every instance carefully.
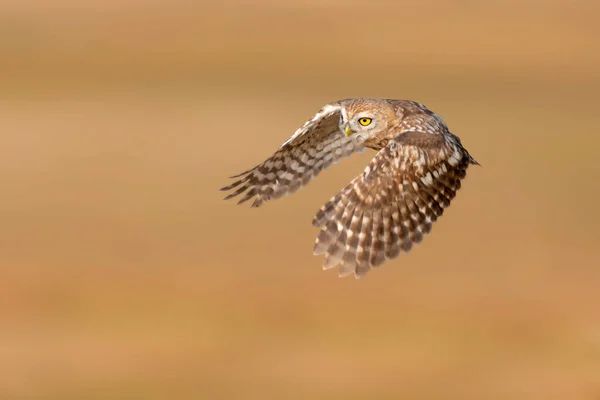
[1,1,599,399]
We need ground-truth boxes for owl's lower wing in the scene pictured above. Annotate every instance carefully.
[221,104,366,207]
[312,130,474,278]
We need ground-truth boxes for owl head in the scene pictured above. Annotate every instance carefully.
[338,99,397,140]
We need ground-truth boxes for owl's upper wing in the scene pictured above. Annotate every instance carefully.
[221,103,366,207]
[312,130,475,278]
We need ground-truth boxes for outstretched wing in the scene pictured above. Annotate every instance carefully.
[312,130,476,278]
[220,103,366,208]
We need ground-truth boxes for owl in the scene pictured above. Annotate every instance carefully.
[221,98,479,278]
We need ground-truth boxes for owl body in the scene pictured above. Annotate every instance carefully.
[221,98,478,278]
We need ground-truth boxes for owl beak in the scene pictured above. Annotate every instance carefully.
[344,124,354,137]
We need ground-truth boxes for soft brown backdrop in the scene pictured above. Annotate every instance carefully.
[1,1,599,399]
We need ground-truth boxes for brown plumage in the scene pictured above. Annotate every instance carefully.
[221,98,479,278]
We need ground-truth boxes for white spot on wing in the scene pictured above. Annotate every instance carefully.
[420,172,433,186]
[448,147,462,166]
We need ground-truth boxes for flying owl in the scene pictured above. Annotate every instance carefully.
[221,98,479,278]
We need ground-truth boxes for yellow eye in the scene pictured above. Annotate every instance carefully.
[358,117,372,126]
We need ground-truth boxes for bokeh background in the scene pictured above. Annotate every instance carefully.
[1,1,600,399]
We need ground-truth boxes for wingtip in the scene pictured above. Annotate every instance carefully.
[228,164,259,179]
[338,270,354,278]
[337,264,355,278]
[236,197,251,206]
[313,240,328,256]
[322,263,336,271]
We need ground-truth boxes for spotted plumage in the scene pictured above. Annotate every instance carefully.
[221,98,479,278]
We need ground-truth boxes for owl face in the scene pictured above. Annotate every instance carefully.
[339,102,389,140]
